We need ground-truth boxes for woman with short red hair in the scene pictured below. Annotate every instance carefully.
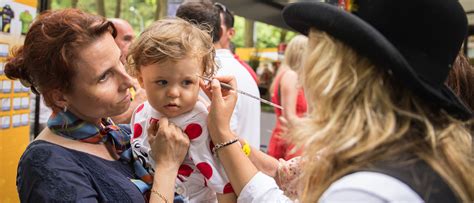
[7,9,189,202]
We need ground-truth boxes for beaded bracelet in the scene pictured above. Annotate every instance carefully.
[151,189,168,203]
[212,137,239,156]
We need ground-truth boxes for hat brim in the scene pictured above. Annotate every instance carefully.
[282,2,472,120]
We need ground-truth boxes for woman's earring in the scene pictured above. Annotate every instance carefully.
[63,106,67,112]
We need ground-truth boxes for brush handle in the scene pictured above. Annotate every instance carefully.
[235,89,283,110]
[198,75,284,110]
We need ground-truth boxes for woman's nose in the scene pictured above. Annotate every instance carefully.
[118,68,134,90]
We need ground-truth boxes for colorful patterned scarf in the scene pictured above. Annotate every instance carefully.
[47,111,152,194]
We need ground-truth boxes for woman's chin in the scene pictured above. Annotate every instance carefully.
[109,104,131,118]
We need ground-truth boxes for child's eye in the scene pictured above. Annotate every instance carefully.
[156,80,168,86]
[182,80,193,86]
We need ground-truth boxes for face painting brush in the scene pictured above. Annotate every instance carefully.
[197,75,284,110]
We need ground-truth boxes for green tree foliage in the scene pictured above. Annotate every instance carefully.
[232,15,297,48]
[51,0,158,34]
[50,0,297,48]
[232,15,245,47]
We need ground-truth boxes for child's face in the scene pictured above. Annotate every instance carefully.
[138,56,203,118]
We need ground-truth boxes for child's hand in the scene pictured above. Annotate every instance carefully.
[148,117,190,170]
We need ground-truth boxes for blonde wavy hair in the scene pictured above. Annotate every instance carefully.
[127,17,216,77]
[269,35,308,97]
[283,35,308,72]
[290,28,474,202]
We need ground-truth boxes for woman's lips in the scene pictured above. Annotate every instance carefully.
[119,93,131,103]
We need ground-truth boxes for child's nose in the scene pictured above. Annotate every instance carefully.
[167,87,180,98]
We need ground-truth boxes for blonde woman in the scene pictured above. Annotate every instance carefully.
[202,0,473,202]
[268,35,308,160]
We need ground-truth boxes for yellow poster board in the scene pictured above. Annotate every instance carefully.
[235,47,279,62]
[0,1,37,202]
[13,0,37,8]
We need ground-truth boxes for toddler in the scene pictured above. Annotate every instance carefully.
[128,18,235,202]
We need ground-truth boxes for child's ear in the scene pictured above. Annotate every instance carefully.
[137,73,145,88]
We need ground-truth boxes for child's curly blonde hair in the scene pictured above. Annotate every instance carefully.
[127,17,216,77]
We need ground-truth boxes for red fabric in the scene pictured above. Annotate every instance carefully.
[234,54,259,85]
[267,70,307,160]
[184,123,203,140]
[132,123,143,139]
[136,103,145,113]
[223,183,234,194]
[196,162,213,179]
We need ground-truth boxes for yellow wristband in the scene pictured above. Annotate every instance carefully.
[242,141,251,157]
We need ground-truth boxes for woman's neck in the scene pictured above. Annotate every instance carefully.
[36,128,115,161]
[67,109,102,125]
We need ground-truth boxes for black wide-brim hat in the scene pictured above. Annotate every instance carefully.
[282,0,472,120]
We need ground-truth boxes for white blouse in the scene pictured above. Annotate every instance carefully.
[238,171,423,203]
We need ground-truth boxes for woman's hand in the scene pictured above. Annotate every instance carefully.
[200,76,262,196]
[200,76,238,143]
[148,118,190,170]
[147,118,189,203]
